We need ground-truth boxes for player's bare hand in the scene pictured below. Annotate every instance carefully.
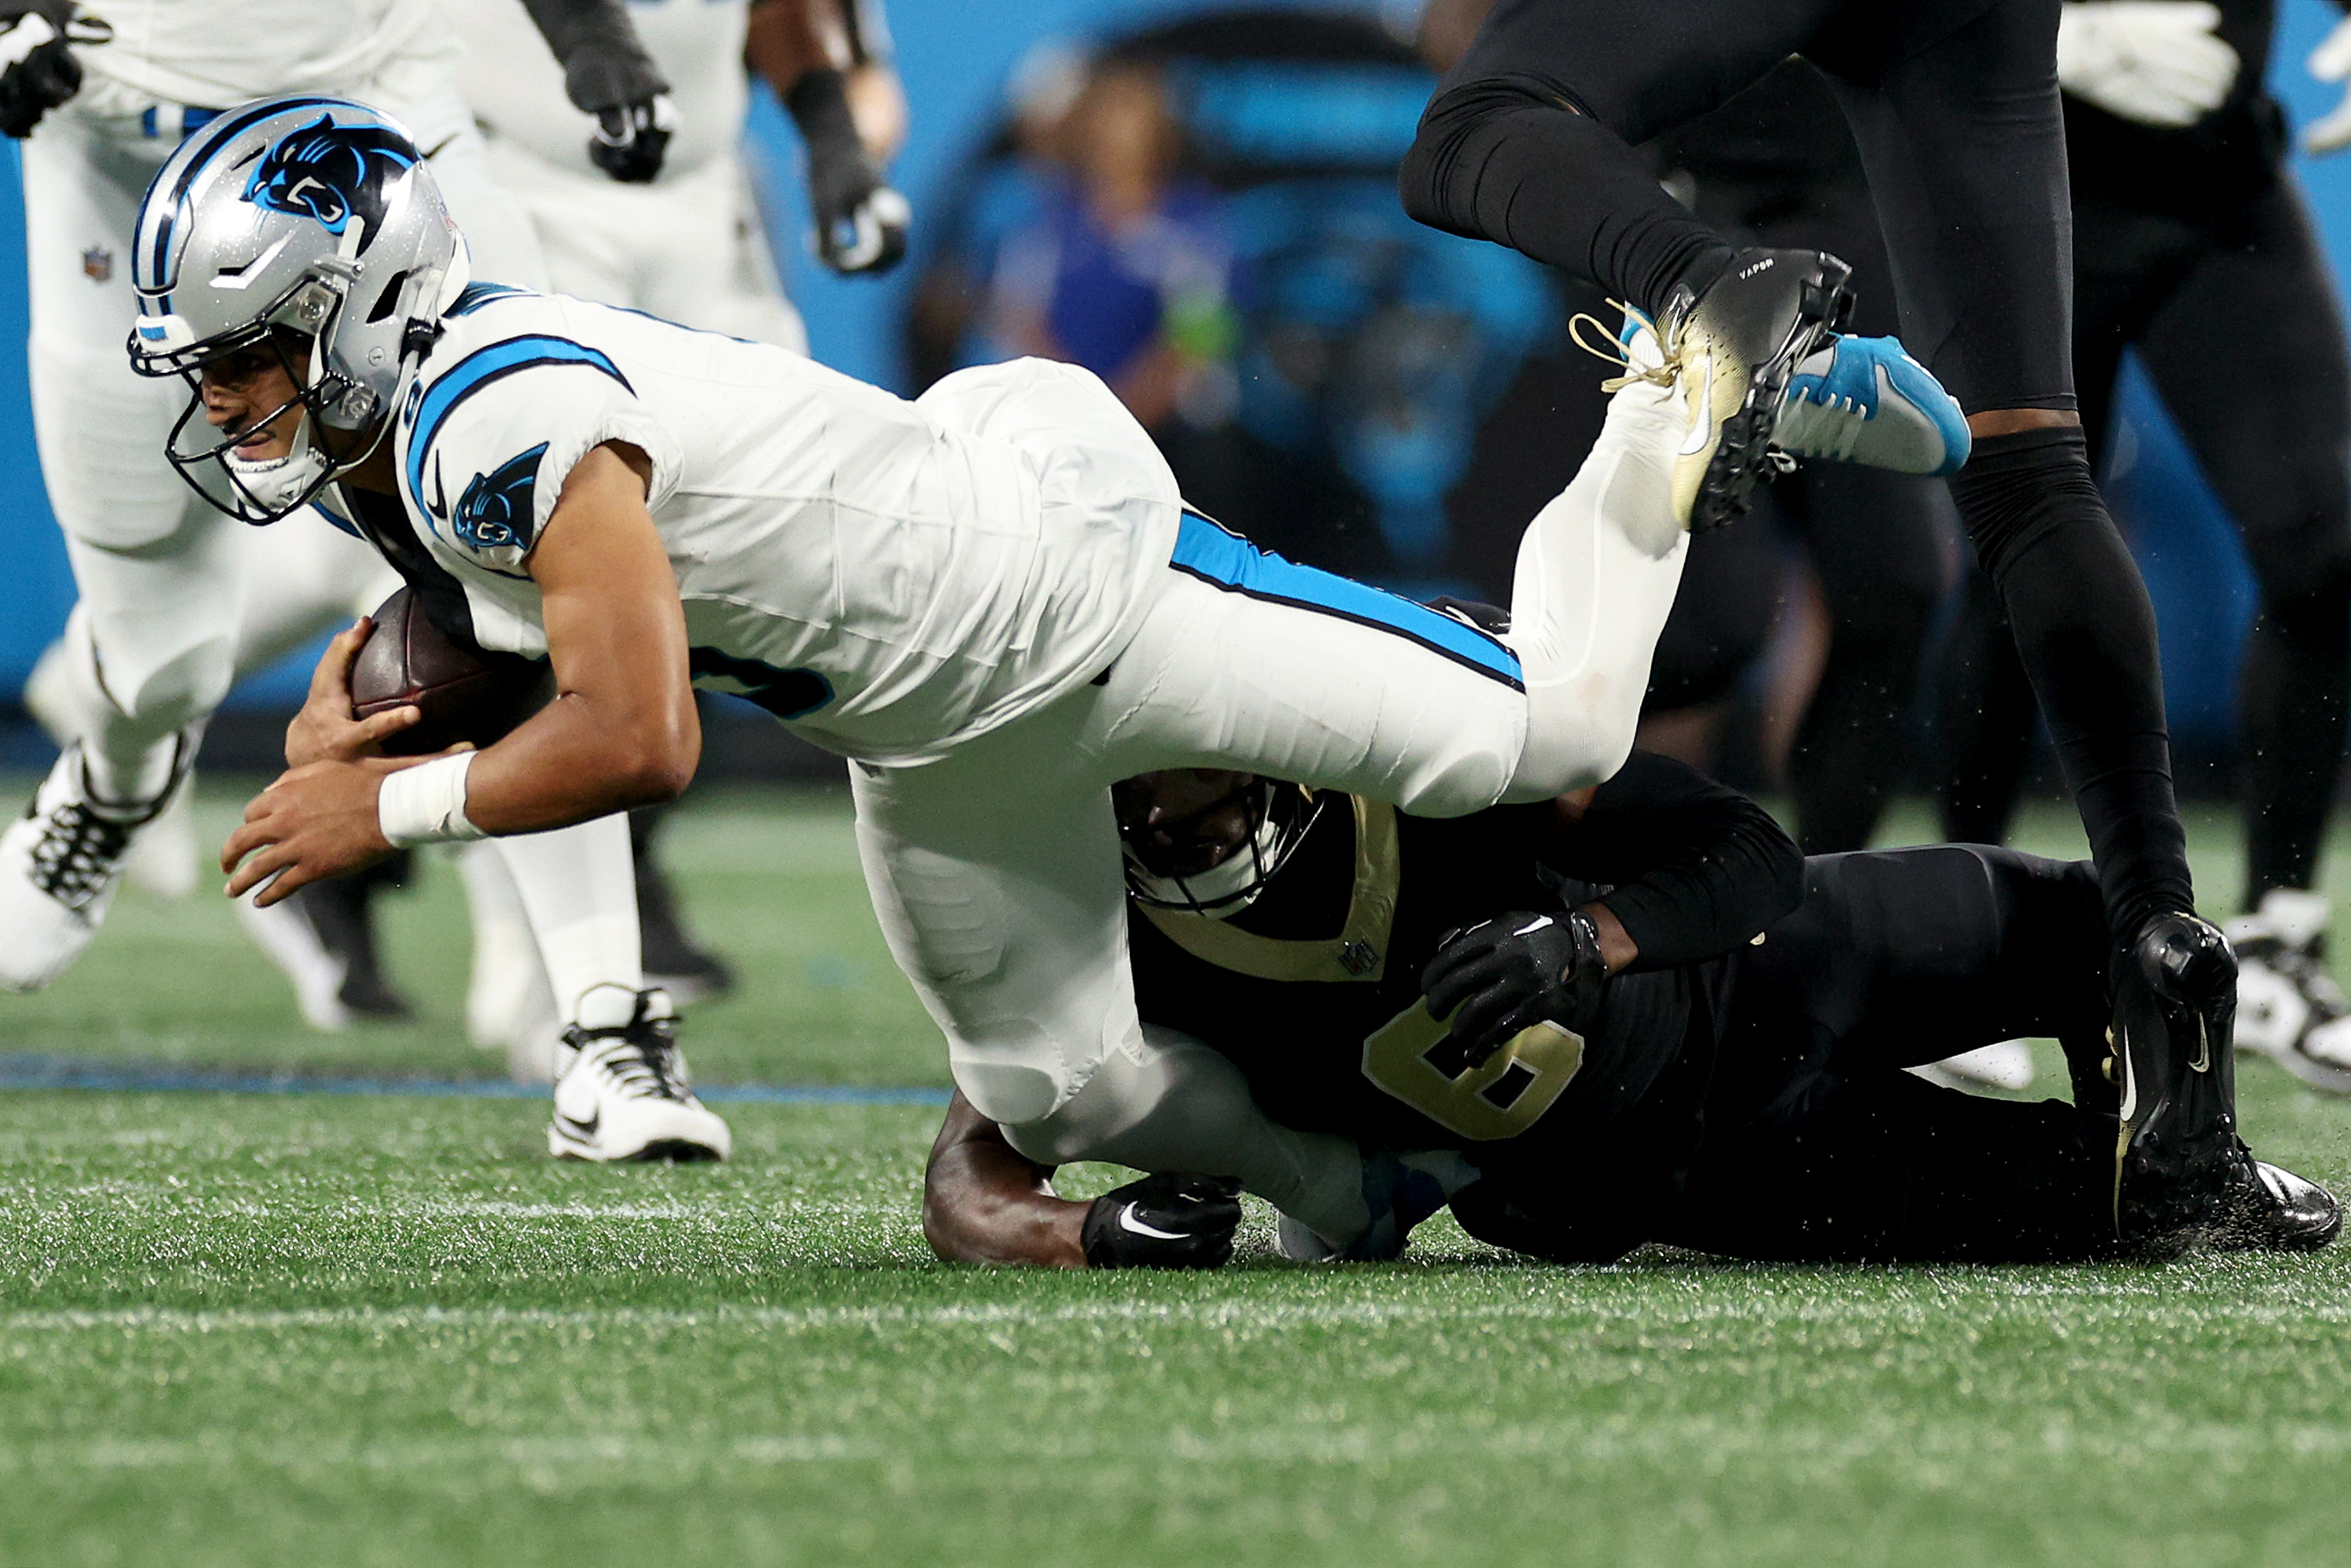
[286,618,417,769]
[221,757,408,905]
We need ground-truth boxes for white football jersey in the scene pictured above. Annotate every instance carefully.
[372,287,1183,766]
[453,0,749,182]
[74,0,445,109]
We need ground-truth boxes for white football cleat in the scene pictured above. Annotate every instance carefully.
[2227,891,2351,1096]
[22,639,198,901]
[1911,1039,2037,1093]
[0,737,192,993]
[548,986,732,1162]
[1776,334,1971,476]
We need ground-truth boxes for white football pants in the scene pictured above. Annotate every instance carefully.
[853,372,1689,1241]
[17,56,639,1025]
[483,138,808,353]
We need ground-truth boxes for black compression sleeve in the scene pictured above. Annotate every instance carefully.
[1541,751,1803,970]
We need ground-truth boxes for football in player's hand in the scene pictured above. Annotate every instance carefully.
[348,588,552,756]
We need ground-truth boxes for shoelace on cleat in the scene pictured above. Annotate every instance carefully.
[1568,306,1678,393]
[566,1020,693,1103]
[25,799,135,911]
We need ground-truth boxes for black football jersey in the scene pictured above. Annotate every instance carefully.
[1126,795,1733,1158]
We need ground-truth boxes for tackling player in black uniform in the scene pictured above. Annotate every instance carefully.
[1394,0,2243,1226]
[1937,0,2351,1097]
[925,751,2340,1269]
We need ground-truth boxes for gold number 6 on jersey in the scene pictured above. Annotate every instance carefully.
[1360,1004,1585,1141]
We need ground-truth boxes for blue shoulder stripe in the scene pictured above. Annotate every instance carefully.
[404,335,632,527]
[1168,512,1523,690]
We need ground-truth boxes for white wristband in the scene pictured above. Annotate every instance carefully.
[376,752,487,848]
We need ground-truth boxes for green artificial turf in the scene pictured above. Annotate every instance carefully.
[2,1088,2346,1568]
[0,778,946,1086]
[3,783,2350,1566]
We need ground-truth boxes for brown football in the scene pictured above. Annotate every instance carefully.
[349,588,553,756]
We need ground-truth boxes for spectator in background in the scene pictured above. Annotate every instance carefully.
[907,9,1555,595]
[973,59,1235,435]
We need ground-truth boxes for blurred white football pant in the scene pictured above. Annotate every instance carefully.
[16,57,640,1029]
[853,373,1688,1244]
[484,139,807,352]
[21,53,545,798]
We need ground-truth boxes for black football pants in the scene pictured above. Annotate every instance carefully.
[1663,844,2121,1263]
[1456,845,2128,1264]
[1940,176,2351,907]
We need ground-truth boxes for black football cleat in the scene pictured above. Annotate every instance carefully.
[2111,911,2244,1256]
[2212,1156,2342,1252]
[1657,246,1854,531]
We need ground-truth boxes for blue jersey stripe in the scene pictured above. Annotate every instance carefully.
[404,335,632,523]
[1168,512,1523,690]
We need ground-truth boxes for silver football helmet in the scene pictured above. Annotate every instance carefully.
[125,94,469,523]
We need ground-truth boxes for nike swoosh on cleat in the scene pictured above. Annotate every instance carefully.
[555,1110,600,1139]
[1678,357,1715,457]
[2189,1019,2211,1074]
[2117,1027,2139,1122]
[1115,1202,1186,1241]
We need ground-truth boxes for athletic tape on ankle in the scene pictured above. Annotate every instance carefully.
[377,752,487,847]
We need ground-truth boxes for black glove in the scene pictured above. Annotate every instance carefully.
[785,69,910,274]
[518,0,672,183]
[1080,1171,1243,1269]
[1420,907,1608,1071]
[0,1,103,139]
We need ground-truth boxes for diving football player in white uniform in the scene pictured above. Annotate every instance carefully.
[0,6,728,1162]
[136,99,1946,1250]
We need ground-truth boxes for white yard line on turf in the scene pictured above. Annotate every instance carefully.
[9,1293,2349,1335]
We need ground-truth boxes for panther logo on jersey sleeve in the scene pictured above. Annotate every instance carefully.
[453,445,549,554]
[244,114,420,248]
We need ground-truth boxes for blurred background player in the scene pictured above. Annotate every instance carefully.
[420,0,913,1061]
[1936,0,2351,1096]
[0,0,734,1161]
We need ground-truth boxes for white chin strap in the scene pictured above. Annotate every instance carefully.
[223,419,331,512]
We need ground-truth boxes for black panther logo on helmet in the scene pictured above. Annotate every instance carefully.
[243,114,420,248]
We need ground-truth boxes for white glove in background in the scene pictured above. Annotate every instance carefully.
[2306,13,2351,154]
[2056,1,2239,127]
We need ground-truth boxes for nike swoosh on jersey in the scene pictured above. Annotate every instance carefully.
[1116,1202,1186,1241]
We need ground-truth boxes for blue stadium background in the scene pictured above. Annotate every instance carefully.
[2,0,2346,756]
